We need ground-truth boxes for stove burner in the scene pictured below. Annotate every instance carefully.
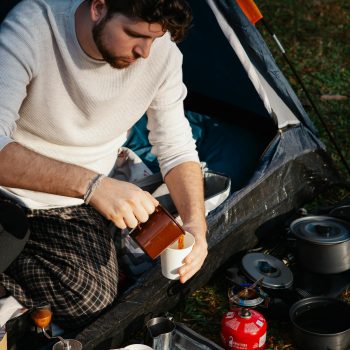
[228,284,267,308]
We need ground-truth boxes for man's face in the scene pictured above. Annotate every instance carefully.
[92,14,165,69]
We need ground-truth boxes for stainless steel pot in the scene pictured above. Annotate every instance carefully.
[290,216,350,274]
[289,297,350,350]
[330,204,350,222]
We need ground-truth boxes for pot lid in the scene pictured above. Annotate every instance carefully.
[241,253,293,289]
[290,216,350,245]
[329,204,350,222]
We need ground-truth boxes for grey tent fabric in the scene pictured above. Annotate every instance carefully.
[211,0,317,133]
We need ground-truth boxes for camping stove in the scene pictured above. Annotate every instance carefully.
[226,252,298,318]
[221,283,267,350]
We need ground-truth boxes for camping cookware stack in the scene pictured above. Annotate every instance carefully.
[288,214,350,297]
[288,214,350,350]
[224,210,350,349]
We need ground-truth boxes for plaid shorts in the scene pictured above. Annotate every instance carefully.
[0,198,118,329]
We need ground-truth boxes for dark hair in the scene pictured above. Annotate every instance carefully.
[104,0,193,42]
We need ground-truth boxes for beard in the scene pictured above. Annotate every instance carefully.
[92,16,139,69]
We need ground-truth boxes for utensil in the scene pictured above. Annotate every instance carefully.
[129,205,185,260]
[241,253,293,290]
[290,297,350,350]
[31,305,82,350]
[146,316,176,350]
[52,339,82,350]
[290,216,350,274]
[160,231,194,280]
[329,204,350,222]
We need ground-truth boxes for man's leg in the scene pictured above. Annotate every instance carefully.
[0,203,118,329]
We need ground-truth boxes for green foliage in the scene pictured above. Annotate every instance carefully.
[172,281,229,344]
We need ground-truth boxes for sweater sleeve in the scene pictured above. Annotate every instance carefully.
[146,44,200,177]
[0,4,39,150]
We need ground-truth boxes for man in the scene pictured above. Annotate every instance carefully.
[0,0,208,328]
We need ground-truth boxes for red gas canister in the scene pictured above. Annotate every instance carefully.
[221,307,267,350]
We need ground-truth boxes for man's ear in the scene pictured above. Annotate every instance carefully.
[90,0,108,22]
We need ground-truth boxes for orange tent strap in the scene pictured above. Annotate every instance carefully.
[236,0,263,25]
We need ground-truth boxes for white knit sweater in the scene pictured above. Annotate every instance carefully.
[0,0,199,208]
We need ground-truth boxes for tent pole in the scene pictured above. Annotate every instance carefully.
[260,18,350,179]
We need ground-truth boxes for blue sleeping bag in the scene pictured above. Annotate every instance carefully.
[124,111,271,192]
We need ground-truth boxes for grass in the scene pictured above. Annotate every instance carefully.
[258,0,350,179]
[173,1,350,349]
[174,280,228,345]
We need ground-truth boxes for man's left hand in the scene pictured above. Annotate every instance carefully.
[178,224,208,283]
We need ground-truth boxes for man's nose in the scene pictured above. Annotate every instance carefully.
[134,39,152,59]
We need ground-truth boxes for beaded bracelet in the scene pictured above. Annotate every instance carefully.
[84,174,106,204]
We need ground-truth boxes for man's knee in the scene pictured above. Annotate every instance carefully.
[54,271,118,328]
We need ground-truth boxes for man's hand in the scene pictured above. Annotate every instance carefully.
[178,223,208,283]
[0,143,158,229]
[89,177,159,229]
[163,162,208,283]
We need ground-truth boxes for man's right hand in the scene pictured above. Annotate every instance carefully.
[0,143,158,229]
[89,177,159,229]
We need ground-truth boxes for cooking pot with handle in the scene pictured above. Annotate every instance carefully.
[289,297,350,350]
[290,216,350,274]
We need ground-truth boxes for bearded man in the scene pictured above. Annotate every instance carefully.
[0,0,207,328]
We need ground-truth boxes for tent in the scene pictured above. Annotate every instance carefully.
[1,0,342,349]
[71,1,341,348]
